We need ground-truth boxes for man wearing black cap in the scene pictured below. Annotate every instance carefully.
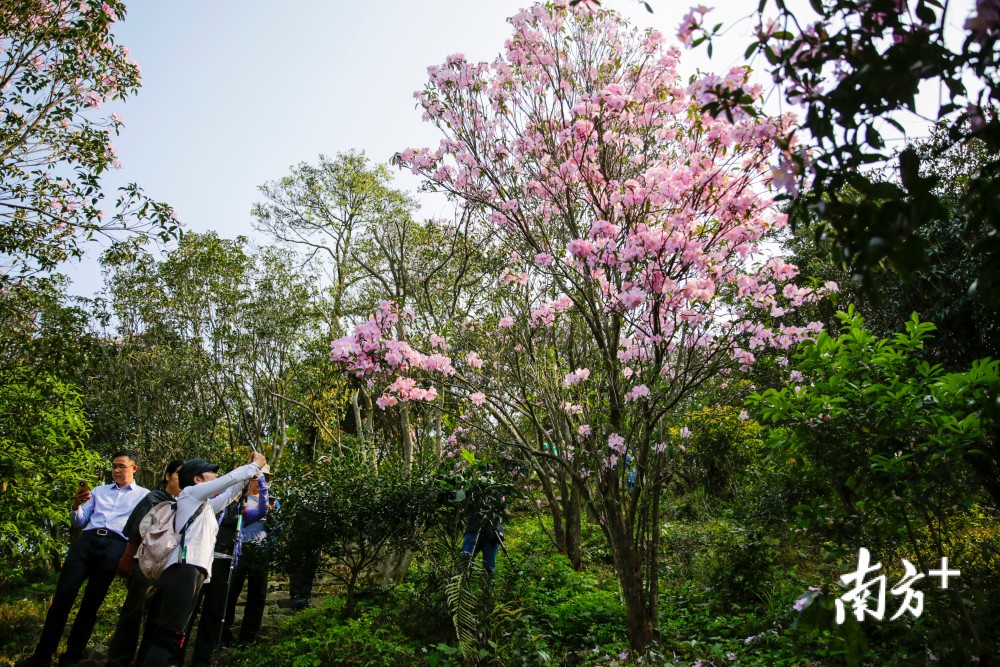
[141,452,265,667]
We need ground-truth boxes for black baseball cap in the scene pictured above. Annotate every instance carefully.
[178,458,220,488]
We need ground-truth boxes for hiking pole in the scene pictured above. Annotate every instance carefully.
[212,481,251,665]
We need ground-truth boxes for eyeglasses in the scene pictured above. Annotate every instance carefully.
[111,464,133,470]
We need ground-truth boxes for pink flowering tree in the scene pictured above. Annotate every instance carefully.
[1,0,179,282]
[390,2,837,652]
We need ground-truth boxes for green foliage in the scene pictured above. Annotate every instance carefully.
[270,456,439,616]
[695,0,1000,300]
[0,276,92,378]
[672,406,766,499]
[225,597,420,667]
[94,232,325,465]
[0,369,100,574]
[748,307,1000,658]
[661,517,779,609]
[502,518,626,652]
[784,124,1000,372]
[1,569,128,661]
[432,453,520,537]
[750,307,1000,533]
[547,589,625,648]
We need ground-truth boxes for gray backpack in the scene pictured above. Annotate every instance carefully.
[137,500,207,581]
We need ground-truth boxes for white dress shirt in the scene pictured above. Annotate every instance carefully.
[71,481,150,540]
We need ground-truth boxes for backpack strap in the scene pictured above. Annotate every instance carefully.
[178,501,209,565]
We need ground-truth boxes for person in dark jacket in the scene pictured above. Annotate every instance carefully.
[220,467,271,649]
[461,486,505,577]
[104,460,184,667]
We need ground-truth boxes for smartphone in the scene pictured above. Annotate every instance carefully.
[78,479,89,491]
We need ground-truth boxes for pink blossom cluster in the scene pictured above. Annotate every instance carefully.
[329,300,453,409]
[603,432,629,470]
[563,367,591,387]
[625,384,650,402]
[677,5,711,47]
[530,294,574,327]
[383,377,438,406]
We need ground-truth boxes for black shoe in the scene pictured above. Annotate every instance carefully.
[56,655,79,667]
[15,655,52,667]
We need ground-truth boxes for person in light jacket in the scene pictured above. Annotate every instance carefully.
[141,452,265,667]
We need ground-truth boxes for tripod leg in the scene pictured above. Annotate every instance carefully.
[495,531,512,566]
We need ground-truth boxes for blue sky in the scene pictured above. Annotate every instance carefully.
[73,1,730,296]
[70,0,973,297]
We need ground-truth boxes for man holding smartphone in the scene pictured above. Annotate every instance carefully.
[16,450,149,667]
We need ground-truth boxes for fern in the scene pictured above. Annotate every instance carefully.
[446,557,484,658]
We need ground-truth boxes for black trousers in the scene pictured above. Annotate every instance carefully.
[189,557,233,666]
[32,531,126,662]
[104,560,153,667]
[288,550,319,606]
[140,563,206,667]
[223,544,268,644]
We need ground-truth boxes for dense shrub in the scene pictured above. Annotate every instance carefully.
[0,370,100,574]
[268,456,439,616]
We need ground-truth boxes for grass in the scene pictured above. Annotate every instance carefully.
[0,571,129,666]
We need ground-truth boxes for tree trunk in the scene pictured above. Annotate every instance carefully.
[381,548,415,584]
[273,405,287,464]
[351,386,365,453]
[533,460,567,552]
[346,570,359,618]
[364,391,376,470]
[614,539,654,653]
[399,403,414,466]
[605,503,654,653]
[646,486,661,635]
[564,480,583,570]
[435,384,444,460]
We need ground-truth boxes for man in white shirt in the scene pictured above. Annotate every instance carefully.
[140,451,266,667]
[16,450,149,667]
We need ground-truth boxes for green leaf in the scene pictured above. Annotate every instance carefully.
[899,147,920,191]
